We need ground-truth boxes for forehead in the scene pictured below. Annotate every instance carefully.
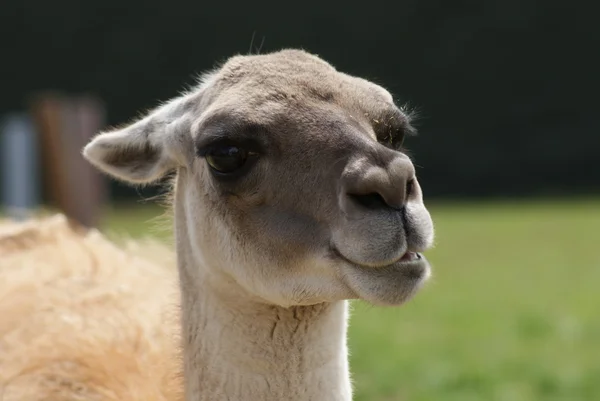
[195,50,411,142]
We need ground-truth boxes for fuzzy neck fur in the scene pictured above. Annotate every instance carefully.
[173,187,352,401]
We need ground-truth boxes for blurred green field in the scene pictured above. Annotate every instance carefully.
[103,199,600,401]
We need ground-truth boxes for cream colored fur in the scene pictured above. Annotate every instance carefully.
[0,215,182,401]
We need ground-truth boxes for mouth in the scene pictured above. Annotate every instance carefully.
[334,247,431,306]
[331,246,424,269]
[398,251,421,263]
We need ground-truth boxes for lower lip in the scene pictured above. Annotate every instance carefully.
[344,251,430,282]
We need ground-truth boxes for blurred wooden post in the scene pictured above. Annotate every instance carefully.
[0,113,40,219]
[68,95,108,227]
[31,93,108,227]
[31,94,70,213]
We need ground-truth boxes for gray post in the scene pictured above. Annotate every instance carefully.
[0,113,40,220]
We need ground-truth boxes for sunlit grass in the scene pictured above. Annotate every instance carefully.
[101,198,600,401]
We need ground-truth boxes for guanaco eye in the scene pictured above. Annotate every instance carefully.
[205,145,250,174]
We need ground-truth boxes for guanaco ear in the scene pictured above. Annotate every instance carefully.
[83,96,193,184]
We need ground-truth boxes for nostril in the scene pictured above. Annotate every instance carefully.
[348,192,388,210]
[406,179,415,198]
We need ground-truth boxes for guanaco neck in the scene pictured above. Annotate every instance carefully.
[173,180,352,401]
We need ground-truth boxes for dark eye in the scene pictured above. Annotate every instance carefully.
[205,145,251,174]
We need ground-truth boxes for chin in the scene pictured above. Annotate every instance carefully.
[339,253,432,306]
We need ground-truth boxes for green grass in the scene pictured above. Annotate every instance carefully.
[102,198,600,401]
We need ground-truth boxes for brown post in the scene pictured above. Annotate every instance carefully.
[31,94,71,213]
[30,93,108,228]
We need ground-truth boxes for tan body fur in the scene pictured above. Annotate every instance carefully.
[0,215,183,401]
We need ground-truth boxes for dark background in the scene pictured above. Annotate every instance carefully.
[2,0,598,199]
